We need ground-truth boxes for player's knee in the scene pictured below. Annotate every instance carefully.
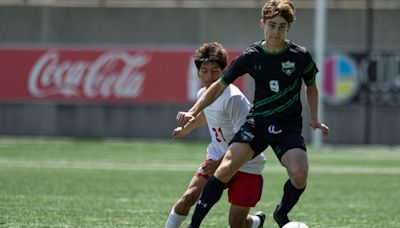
[214,162,234,182]
[291,166,308,188]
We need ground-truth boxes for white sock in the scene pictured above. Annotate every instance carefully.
[165,208,187,228]
[251,215,261,228]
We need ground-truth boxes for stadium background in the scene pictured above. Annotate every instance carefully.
[0,0,399,144]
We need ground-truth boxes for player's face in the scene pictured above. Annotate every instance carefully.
[198,62,222,88]
[260,15,290,48]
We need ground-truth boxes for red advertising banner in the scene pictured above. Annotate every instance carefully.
[0,46,245,103]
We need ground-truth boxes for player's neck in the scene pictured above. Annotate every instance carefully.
[263,40,285,52]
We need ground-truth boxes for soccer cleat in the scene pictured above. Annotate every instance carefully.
[255,211,266,228]
[273,205,290,228]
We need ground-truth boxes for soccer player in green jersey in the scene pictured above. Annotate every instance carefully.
[177,1,329,227]
[167,42,266,228]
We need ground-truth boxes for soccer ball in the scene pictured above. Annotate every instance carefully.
[282,221,309,228]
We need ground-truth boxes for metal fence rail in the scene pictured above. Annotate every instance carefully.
[0,0,399,9]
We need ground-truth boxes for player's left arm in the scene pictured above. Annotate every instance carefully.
[302,51,329,137]
[305,83,329,136]
[305,83,318,123]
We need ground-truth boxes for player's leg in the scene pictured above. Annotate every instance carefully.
[166,162,209,228]
[228,171,265,228]
[215,143,254,183]
[272,134,308,228]
[229,206,265,228]
[282,147,308,189]
[188,143,254,228]
[229,205,251,228]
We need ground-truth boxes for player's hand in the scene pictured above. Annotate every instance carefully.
[201,160,220,175]
[172,126,187,139]
[176,111,196,126]
[310,120,329,137]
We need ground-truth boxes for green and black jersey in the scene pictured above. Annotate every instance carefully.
[221,40,318,130]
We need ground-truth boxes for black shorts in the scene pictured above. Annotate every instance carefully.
[230,117,306,161]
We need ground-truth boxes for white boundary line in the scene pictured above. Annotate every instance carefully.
[0,159,400,175]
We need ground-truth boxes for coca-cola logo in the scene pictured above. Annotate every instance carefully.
[28,50,149,99]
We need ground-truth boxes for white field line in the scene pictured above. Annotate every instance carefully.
[0,159,399,175]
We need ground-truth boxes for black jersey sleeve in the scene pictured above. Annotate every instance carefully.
[302,51,319,87]
[220,52,248,86]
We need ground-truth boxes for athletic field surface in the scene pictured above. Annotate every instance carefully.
[0,137,399,227]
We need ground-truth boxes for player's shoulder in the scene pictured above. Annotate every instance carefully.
[198,87,206,93]
[242,41,263,56]
[223,84,250,105]
[286,40,310,55]
[225,84,246,97]
[196,87,207,99]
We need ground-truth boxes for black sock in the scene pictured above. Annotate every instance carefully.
[277,179,306,216]
[189,176,225,228]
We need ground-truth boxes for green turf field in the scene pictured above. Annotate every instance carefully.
[0,137,399,227]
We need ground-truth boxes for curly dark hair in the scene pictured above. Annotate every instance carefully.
[194,42,228,71]
[262,0,296,24]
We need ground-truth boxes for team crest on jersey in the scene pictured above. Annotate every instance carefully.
[281,60,295,76]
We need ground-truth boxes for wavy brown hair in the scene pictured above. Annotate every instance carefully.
[194,42,228,71]
[262,0,296,24]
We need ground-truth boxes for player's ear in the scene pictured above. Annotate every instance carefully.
[287,24,291,32]
[259,19,265,29]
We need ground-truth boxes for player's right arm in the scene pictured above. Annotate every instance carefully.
[176,50,249,126]
[177,79,227,126]
[173,111,207,139]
